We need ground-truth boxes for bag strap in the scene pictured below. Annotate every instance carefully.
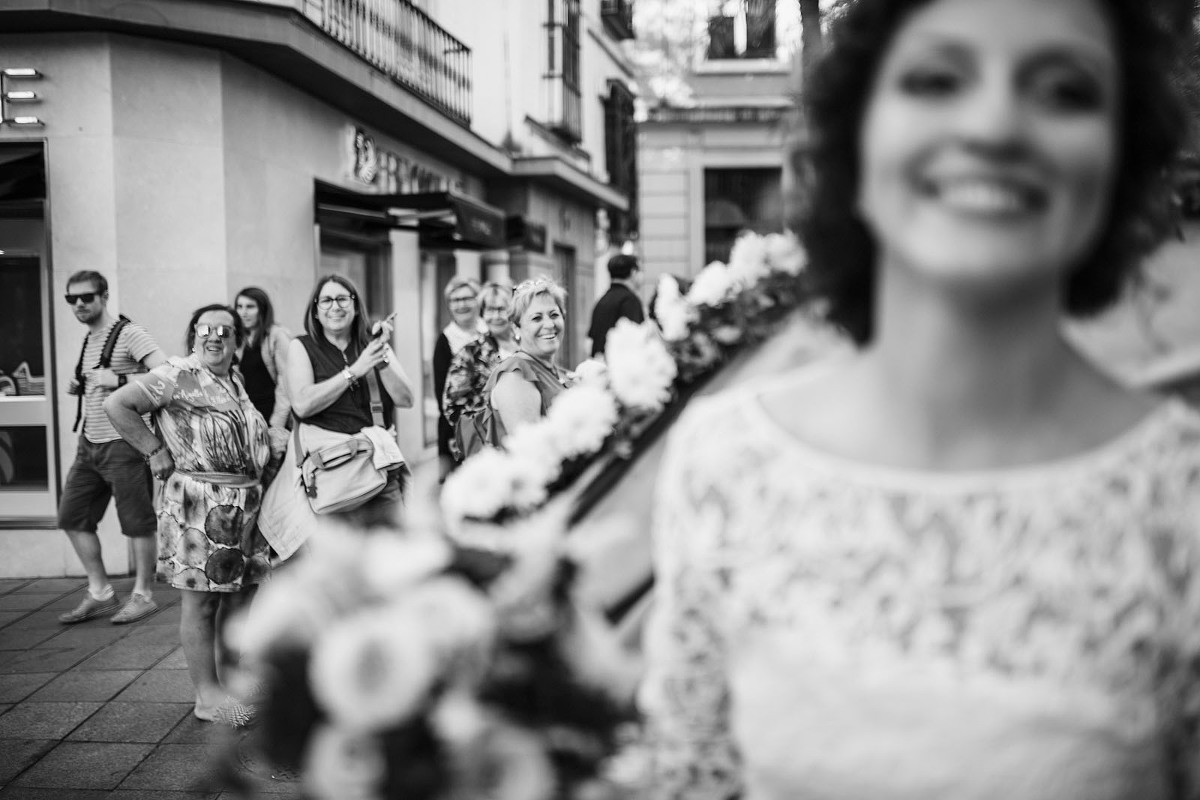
[365,368,385,428]
[72,315,131,434]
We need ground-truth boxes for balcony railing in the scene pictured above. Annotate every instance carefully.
[301,0,472,125]
[600,0,635,40]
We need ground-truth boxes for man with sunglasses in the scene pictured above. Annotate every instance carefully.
[57,270,167,625]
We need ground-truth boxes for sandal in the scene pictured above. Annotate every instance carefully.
[196,697,257,727]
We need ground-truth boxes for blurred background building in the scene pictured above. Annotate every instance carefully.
[0,0,639,576]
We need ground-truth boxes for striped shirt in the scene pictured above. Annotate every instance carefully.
[78,319,159,443]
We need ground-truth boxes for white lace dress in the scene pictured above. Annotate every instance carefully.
[642,382,1200,800]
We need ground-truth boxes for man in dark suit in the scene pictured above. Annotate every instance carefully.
[587,253,645,358]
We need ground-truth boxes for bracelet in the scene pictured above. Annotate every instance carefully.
[341,367,357,386]
[117,374,128,387]
[143,443,165,462]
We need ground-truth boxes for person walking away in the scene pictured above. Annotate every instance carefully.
[587,254,644,358]
[57,269,167,625]
[106,304,271,725]
[432,277,485,477]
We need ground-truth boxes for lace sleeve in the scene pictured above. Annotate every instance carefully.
[641,405,742,800]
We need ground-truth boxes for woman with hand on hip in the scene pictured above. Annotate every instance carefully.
[643,0,1200,797]
[105,304,271,726]
[285,275,415,527]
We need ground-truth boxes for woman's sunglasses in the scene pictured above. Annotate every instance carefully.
[64,293,98,305]
[195,324,235,340]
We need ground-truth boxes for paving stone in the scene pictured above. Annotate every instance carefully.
[11,742,154,790]
[0,645,104,675]
[161,715,233,746]
[0,611,25,629]
[0,595,61,613]
[39,624,134,652]
[42,591,106,613]
[0,673,56,703]
[78,641,175,671]
[121,625,178,646]
[115,744,223,792]
[0,738,56,784]
[144,605,182,627]
[105,790,217,800]
[0,701,102,739]
[152,647,187,670]
[0,579,31,596]
[27,670,141,702]
[0,703,10,715]
[69,702,191,743]
[0,789,108,799]
[0,626,60,652]
[1,612,62,633]
[114,670,194,703]
[19,578,87,594]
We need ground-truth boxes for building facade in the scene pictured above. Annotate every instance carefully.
[0,0,639,577]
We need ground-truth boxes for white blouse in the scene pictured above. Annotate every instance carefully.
[642,381,1200,800]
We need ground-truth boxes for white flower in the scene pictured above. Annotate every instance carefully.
[308,605,439,731]
[543,385,619,458]
[303,723,386,800]
[686,260,735,307]
[504,422,566,478]
[506,451,552,511]
[653,274,695,342]
[572,358,609,389]
[764,231,807,275]
[405,577,497,686]
[441,448,517,522]
[228,570,339,659]
[360,535,452,599]
[605,319,678,412]
[727,232,769,289]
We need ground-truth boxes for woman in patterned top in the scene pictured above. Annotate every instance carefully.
[642,0,1200,798]
[106,304,270,727]
[442,281,517,462]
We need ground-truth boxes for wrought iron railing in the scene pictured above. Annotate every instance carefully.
[544,0,582,142]
[300,0,472,125]
[600,0,634,40]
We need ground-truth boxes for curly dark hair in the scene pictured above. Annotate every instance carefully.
[185,304,245,351]
[792,0,1192,344]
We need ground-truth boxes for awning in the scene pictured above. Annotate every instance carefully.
[506,215,547,253]
[315,180,506,250]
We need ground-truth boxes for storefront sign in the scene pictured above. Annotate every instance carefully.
[1,68,44,127]
[348,126,462,194]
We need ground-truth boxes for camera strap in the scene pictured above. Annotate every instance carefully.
[73,314,131,433]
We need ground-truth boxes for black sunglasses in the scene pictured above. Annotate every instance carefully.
[64,293,98,305]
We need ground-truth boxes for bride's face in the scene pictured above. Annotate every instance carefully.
[857,0,1119,300]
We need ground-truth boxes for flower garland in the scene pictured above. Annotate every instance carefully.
[441,230,818,527]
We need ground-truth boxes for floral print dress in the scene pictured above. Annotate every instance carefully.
[643,379,1200,800]
[442,333,516,460]
[137,355,271,592]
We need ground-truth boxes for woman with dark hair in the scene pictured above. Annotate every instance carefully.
[105,304,271,726]
[643,0,1200,796]
[284,275,415,526]
[234,286,292,429]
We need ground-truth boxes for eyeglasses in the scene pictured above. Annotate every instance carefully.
[195,324,235,340]
[448,295,477,306]
[64,293,98,305]
[316,295,355,310]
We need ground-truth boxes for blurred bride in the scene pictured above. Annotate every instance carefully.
[642,0,1200,797]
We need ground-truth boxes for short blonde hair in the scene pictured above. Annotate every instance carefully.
[477,281,514,315]
[443,276,481,302]
[509,278,567,325]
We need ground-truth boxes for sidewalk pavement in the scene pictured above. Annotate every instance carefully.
[0,576,299,800]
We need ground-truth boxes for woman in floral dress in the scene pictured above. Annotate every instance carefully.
[443,281,517,462]
[106,303,270,726]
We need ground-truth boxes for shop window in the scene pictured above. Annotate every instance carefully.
[703,167,782,264]
[318,232,392,324]
[707,0,777,60]
[545,0,582,142]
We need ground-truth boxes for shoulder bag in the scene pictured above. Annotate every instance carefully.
[294,369,400,514]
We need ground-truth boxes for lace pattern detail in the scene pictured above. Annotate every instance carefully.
[642,386,1200,799]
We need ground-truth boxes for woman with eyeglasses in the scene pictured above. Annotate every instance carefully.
[284,274,415,525]
[105,304,271,727]
[441,281,517,462]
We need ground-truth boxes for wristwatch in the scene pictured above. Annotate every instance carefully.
[117,374,128,387]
